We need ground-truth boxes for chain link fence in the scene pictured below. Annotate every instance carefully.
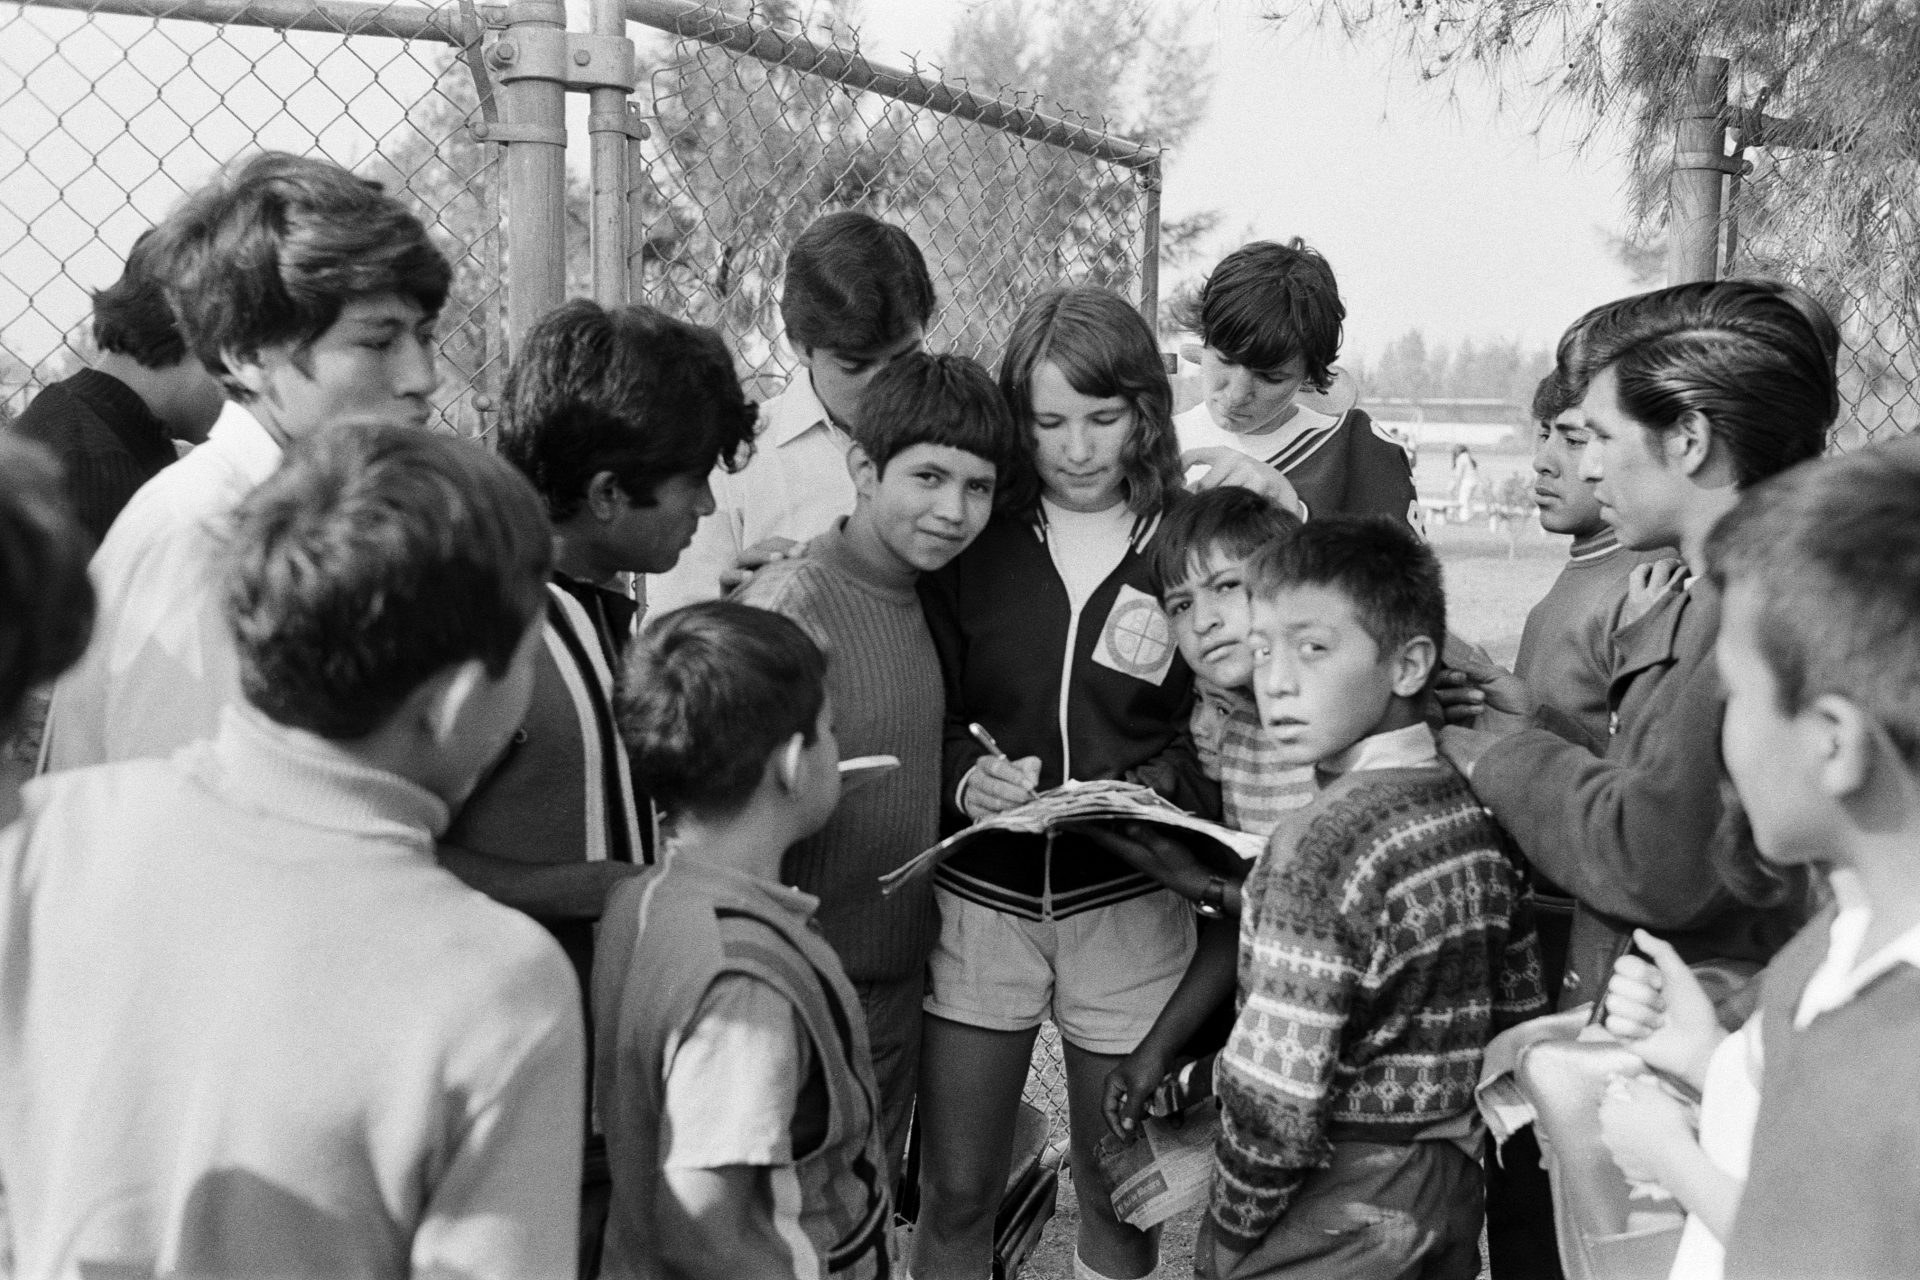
[623,0,1158,397]
[1725,143,1920,453]
[2,0,1164,1140]
[0,0,510,436]
[1663,59,1920,455]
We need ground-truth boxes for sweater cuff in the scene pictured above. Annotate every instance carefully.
[1208,1168,1305,1253]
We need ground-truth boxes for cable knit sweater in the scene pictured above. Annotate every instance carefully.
[1210,747,1545,1250]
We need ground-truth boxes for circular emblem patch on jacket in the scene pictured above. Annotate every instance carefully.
[1094,584,1176,685]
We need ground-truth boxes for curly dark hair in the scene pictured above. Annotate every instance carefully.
[498,299,758,521]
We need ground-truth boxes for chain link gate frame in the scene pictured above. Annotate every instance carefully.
[3,0,1164,1141]
[0,0,516,436]
[1661,54,1918,453]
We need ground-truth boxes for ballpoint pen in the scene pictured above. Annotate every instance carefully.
[968,721,1007,760]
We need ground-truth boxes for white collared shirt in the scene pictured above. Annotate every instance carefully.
[645,375,857,616]
[41,400,282,771]
[1317,721,1440,777]
[1794,869,1920,1028]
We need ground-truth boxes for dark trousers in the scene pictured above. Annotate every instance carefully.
[1486,1128,1563,1280]
[1199,1140,1483,1280]
[855,969,926,1195]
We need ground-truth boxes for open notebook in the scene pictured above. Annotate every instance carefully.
[879,778,1263,896]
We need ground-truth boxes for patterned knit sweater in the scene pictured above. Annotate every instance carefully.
[1210,759,1545,1249]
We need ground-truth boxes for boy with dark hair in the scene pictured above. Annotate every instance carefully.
[1097,488,1317,1153]
[1168,517,1541,1279]
[1471,374,1673,1280]
[9,228,225,544]
[1153,487,1315,845]
[42,150,451,771]
[733,350,1016,1184]
[1500,372,1676,757]
[595,601,893,1280]
[446,298,758,992]
[649,209,935,613]
[1174,239,1418,530]
[1596,438,1920,1280]
[0,422,582,1278]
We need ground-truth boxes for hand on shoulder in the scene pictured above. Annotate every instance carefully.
[718,535,805,596]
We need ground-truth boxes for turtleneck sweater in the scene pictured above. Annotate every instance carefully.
[0,704,583,1279]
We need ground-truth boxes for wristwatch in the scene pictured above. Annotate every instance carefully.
[1194,874,1228,919]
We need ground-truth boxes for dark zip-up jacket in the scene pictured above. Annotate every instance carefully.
[919,508,1220,920]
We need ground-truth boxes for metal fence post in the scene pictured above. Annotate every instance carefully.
[1667,55,1730,285]
[1139,154,1161,331]
[489,0,569,347]
[588,0,637,308]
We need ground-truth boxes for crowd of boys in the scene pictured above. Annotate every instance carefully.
[0,146,1915,1280]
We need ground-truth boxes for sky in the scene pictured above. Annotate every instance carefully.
[850,0,1645,363]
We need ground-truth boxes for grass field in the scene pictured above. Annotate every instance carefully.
[1018,447,1564,1280]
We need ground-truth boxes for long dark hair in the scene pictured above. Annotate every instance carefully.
[996,286,1183,519]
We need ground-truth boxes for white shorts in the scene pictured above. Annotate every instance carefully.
[923,887,1197,1055]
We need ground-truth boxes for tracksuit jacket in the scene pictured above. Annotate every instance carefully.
[918,506,1221,922]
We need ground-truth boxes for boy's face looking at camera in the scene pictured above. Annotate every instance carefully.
[1247,583,1435,768]
[852,442,997,576]
[797,327,924,430]
[1200,348,1309,438]
[1531,407,1607,537]
[1165,546,1258,689]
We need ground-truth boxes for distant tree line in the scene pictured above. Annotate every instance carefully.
[1347,330,1554,412]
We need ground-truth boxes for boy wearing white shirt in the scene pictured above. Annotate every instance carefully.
[647,211,933,613]
[40,150,450,772]
[1597,438,1920,1280]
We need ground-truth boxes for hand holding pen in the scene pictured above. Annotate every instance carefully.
[962,721,1044,820]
